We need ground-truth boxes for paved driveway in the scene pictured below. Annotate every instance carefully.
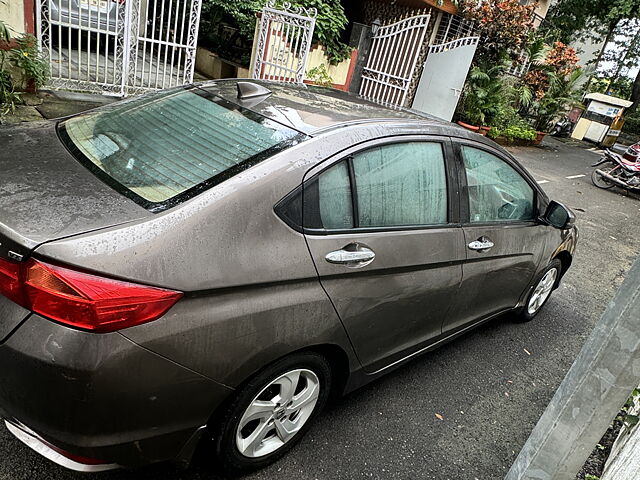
[1,137,638,480]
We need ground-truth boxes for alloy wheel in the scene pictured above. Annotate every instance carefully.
[235,369,320,458]
[527,268,558,315]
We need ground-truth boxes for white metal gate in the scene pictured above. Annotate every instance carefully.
[37,0,202,96]
[252,0,316,84]
[412,36,479,121]
[359,14,431,107]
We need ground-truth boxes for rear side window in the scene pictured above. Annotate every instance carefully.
[352,143,447,227]
[462,146,534,222]
[318,162,354,229]
[277,141,448,231]
[59,88,302,210]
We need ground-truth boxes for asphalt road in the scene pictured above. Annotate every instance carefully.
[1,137,638,480]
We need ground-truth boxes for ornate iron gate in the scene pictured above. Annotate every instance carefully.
[37,0,202,96]
[252,0,317,84]
[359,14,431,107]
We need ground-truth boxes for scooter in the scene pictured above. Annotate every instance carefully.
[550,117,574,138]
[591,148,640,191]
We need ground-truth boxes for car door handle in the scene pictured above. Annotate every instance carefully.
[468,237,494,251]
[325,245,376,268]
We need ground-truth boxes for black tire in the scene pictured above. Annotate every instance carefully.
[514,259,562,323]
[211,352,332,476]
[592,168,615,189]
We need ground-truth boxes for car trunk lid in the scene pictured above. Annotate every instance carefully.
[0,121,152,338]
[0,121,151,250]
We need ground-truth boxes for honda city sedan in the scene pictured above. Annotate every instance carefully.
[0,80,577,474]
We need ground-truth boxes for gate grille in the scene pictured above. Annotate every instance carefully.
[37,0,202,96]
[359,14,431,107]
[252,0,317,84]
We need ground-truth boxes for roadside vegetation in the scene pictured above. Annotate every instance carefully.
[0,13,49,122]
[543,0,640,141]
[454,0,584,143]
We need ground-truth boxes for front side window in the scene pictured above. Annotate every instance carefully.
[60,88,301,208]
[462,146,534,223]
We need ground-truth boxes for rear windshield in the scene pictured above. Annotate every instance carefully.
[58,87,303,210]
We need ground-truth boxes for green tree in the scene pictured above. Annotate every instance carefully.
[545,0,640,112]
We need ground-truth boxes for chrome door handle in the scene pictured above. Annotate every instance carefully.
[468,237,494,251]
[325,245,376,268]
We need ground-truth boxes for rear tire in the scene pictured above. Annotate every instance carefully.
[514,259,562,323]
[592,167,615,189]
[210,352,331,476]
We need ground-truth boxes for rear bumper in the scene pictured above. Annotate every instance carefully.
[5,420,119,472]
[0,314,233,469]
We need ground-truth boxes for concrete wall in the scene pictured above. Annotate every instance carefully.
[534,0,552,19]
[195,47,250,80]
[306,44,352,86]
[0,0,27,37]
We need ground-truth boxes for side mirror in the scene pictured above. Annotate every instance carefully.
[542,201,575,229]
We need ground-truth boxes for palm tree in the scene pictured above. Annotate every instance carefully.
[532,68,584,132]
[460,62,510,125]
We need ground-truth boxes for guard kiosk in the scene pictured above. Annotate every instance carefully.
[571,93,633,144]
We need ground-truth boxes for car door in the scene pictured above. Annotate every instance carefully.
[443,141,547,333]
[277,137,466,373]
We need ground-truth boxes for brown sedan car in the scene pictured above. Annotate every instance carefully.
[0,80,576,474]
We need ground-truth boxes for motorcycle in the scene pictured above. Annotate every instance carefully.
[550,117,574,138]
[622,142,640,162]
[591,147,640,191]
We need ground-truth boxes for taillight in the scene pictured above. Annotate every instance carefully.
[0,257,182,333]
[0,257,22,304]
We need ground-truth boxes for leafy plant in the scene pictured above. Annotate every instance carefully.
[0,13,22,120]
[459,62,510,126]
[524,41,580,100]
[503,125,537,141]
[531,68,584,132]
[623,110,640,138]
[584,475,600,480]
[488,123,537,143]
[306,64,333,87]
[9,34,50,89]
[457,0,536,65]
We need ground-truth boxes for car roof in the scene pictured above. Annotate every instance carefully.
[195,79,471,137]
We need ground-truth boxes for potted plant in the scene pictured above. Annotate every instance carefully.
[9,34,49,93]
[457,63,509,133]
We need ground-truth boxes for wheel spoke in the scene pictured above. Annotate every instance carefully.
[238,417,273,456]
[274,418,296,443]
[242,400,277,424]
[289,379,319,412]
[276,370,301,404]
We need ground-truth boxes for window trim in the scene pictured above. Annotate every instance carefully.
[452,139,544,227]
[275,135,460,236]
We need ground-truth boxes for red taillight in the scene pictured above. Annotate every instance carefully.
[0,257,22,304]
[0,257,182,333]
